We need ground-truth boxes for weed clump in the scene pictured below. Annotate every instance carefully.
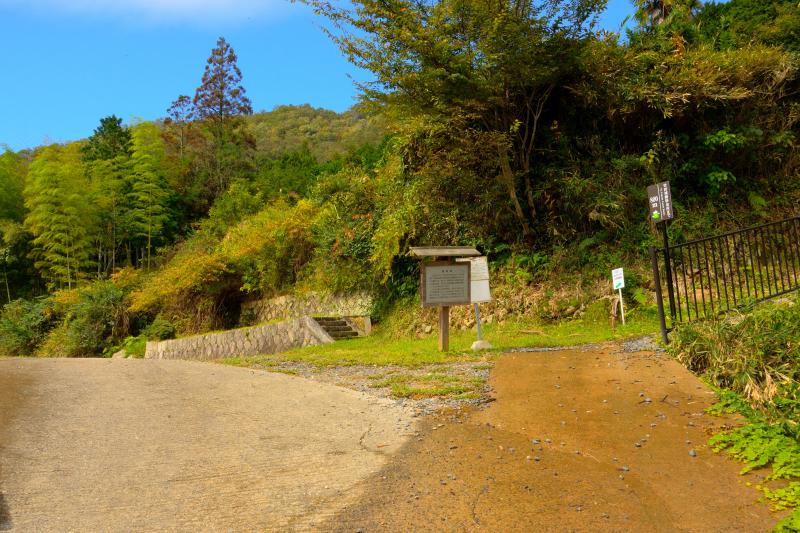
[671,297,800,531]
[671,298,800,404]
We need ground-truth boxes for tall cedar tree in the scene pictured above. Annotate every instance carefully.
[193,37,254,195]
[193,38,252,124]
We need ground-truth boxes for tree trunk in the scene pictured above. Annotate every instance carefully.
[524,174,537,222]
[499,151,530,237]
[518,86,552,226]
[3,265,10,304]
[66,249,72,290]
[112,215,117,273]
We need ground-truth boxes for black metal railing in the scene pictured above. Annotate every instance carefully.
[651,215,800,343]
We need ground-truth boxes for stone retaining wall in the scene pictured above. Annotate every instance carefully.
[144,317,333,361]
[241,292,373,324]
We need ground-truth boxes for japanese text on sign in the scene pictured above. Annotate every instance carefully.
[647,181,674,223]
[456,256,492,303]
[421,263,471,307]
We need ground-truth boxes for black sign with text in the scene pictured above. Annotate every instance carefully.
[647,181,673,223]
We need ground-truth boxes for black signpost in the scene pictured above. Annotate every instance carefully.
[648,181,676,344]
[647,182,673,223]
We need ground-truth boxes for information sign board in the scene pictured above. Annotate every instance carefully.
[456,256,492,303]
[612,267,625,290]
[421,262,471,307]
[647,181,674,223]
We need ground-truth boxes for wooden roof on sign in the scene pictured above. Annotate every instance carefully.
[409,246,481,258]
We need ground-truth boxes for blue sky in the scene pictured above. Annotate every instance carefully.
[0,0,635,151]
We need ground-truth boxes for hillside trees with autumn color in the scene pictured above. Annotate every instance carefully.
[1,0,799,355]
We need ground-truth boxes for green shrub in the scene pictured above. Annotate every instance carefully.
[142,316,176,340]
[64,281,127,356]
[706,388,800,531]
[104,335,147,358]
[32,281,128,358]
[123,335,147,358]
[0,297,54,356]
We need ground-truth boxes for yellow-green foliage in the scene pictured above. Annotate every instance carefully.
[129,200,318,327]
[35,323,72,358]
[128,233,228,314]
[226,199,316,293]
[301,164,382,292]
[677,298,800,532]
[622,45,794,118]
[670,297,800,404]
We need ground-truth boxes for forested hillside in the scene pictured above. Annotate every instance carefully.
[0,0,798,357]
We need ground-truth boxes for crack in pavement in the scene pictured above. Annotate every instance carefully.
[470,484,489,526]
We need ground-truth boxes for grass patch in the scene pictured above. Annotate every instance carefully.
[369,372,484,399]
[486,306,660,350]
[222,354,282,368]
[216,300,660,401]
[219,303,660,369]
[266,367,299,376]
[670,297,800,404]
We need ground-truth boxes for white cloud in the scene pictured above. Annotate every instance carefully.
[0,0,292,24]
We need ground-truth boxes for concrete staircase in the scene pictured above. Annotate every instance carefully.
[313,317,360,340]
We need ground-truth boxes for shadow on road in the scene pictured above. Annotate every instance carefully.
[0,362,34,533]
[0,492,11,531]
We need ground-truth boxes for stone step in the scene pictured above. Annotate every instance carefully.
[318,322,349,329]
[313,317,360,341]
[324,325,353,332]
[329,330,359,339]
[314,318,348,326]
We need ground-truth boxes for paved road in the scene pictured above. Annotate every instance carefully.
[0,358,415,532]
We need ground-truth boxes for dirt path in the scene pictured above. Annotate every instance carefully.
[0,358,415,532]
[327,347,780,532]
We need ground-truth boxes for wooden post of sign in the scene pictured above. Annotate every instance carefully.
[618,288,626,325]
[439,305,450,351]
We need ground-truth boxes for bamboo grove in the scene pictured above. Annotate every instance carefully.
[0,0,798,354]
